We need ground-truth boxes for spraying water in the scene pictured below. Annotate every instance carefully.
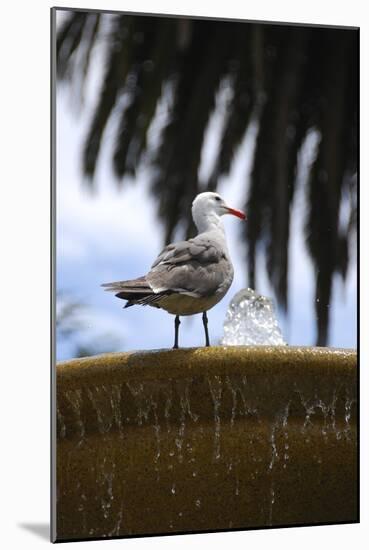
[221,288,286,346]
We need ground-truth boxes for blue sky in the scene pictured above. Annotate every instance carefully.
[56,26,357,361]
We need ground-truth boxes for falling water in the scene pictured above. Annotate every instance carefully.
[208,375,223,461]
[174,378,198,463]
[110,384,123,435]
[57,406,67,439]
[268,402,291,524]
[86,386,113,434]
[57,347,356,538]
[65,389,85,442]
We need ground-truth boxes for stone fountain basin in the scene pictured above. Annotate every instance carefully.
[55,346,357,541]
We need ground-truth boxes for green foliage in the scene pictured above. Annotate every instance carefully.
[56,12,357,345]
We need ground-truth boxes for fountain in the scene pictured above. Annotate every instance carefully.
[55,344,357,540]
[54,289,357,540]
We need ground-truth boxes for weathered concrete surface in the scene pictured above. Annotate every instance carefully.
[56,346,357,541]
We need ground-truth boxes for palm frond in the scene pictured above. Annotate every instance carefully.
[56,14,358,345]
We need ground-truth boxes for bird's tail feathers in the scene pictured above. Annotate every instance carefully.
[102,276,171,308]
[101,276,150,293]
[124,291,171,308]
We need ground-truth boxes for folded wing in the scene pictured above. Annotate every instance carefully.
[147,236,232,297]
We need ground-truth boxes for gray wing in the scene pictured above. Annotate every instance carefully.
[147,237,233,297]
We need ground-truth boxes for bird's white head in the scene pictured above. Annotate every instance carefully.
[191,192,246,233]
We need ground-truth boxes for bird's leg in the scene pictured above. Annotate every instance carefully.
[202,311,210,347]
[173,315,181,349]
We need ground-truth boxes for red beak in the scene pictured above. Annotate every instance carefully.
[225,206,246,220]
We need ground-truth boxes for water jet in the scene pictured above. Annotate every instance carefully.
[55,346,357,540]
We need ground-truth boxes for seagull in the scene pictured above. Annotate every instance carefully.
[102,192,246,348]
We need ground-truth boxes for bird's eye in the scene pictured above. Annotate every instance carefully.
[215,196,221,202]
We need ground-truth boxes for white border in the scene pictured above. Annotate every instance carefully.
[1,1,366,548]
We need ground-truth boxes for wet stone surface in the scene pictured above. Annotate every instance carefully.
[56,346,357,540]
